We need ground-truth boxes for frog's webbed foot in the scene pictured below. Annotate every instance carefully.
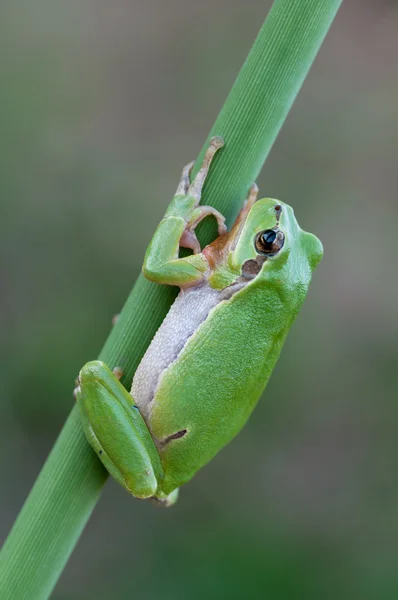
[180,206,227,254]
[151,488,179,507]
[246,183,259,208]
[179,207,227,254]
[176,136,224,201]
[180,227,201,254]
[73,379,80,401]
[175,160,195,196]
[112,366,123,381]
[178,136,227,254]
[188,136,224,201]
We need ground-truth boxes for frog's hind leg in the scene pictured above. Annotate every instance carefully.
[76,360,164,500]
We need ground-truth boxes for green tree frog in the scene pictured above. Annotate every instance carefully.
[76,137,323,506]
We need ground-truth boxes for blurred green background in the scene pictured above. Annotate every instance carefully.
[1,1,398,598]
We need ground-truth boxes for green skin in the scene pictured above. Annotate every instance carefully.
[76,137,323,506]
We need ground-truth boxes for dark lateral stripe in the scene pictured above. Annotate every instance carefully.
[164,429,187,444]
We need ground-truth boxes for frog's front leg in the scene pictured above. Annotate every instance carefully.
[76,360,176,505]
[143,136,226,287]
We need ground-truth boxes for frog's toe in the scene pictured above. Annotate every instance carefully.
[153,488,179,507]
[175,160,195,196]
[180,228,201,254]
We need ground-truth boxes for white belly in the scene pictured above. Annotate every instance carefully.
[131,284,222,420]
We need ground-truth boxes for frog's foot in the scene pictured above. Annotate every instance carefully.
[73,378,81,401]
[73,365,123,401]
[180,227,201,254]
[245,182,259,209]
[230,183,259,236]
[112,366,123,381]
[152,488,179,507]
[175,136,224,201]
[175,160,195,196]
[112,313,120,326]
[180,205,227,254]
[188,136,224,203]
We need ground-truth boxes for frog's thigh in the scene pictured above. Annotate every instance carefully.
[78,361,161,499]
[79,405,131,491]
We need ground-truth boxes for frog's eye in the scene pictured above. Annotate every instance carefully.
[255,228,285,256]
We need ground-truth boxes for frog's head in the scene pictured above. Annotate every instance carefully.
[204,194,323,289]
[234,197,323,279]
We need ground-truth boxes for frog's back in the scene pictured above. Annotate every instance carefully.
[147,280,303,494]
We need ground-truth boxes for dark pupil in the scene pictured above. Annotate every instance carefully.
[261,230,277,248]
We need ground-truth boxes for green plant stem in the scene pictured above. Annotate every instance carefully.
[0,1,342,598]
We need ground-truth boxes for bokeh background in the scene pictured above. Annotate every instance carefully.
[1,1,397,598]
